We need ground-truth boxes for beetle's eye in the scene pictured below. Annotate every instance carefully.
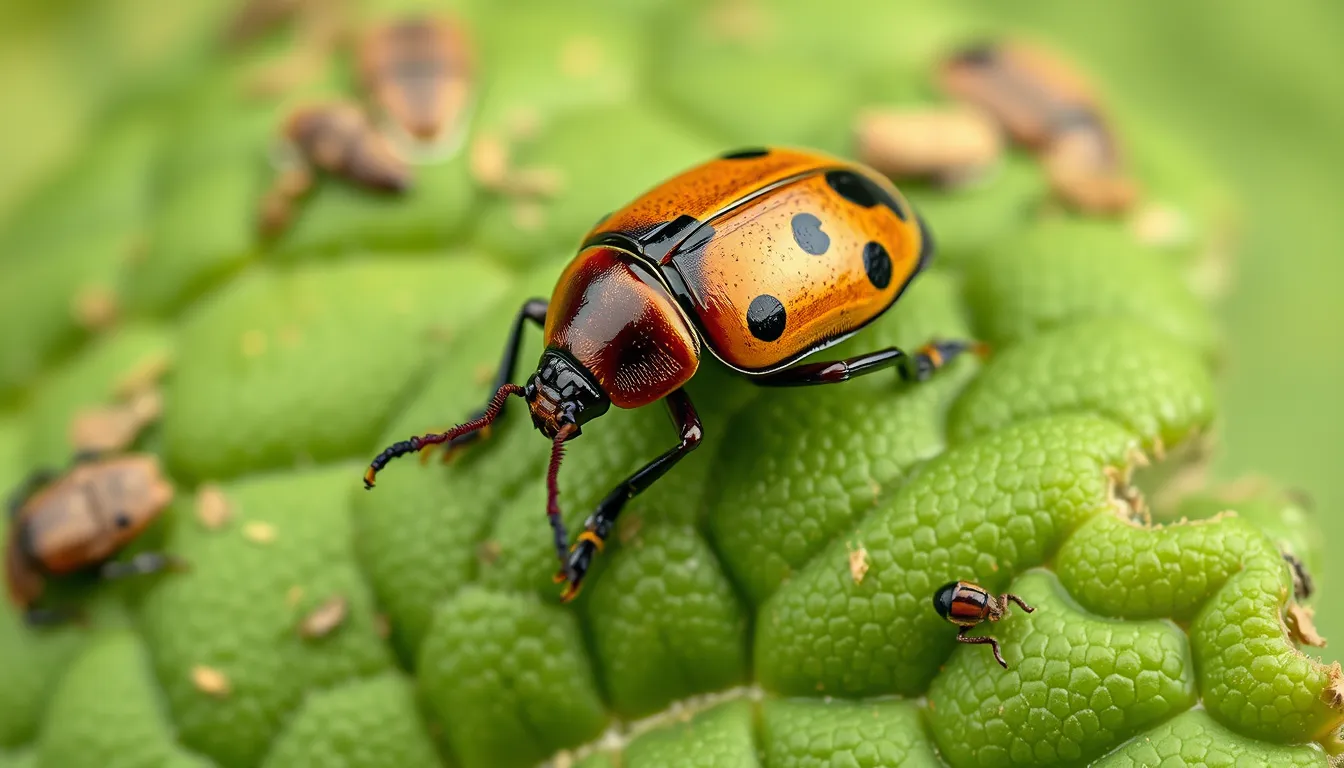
[114,513,132,529]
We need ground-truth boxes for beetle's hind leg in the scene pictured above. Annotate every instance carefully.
[957,626,1008,668]
[752,338,989,388]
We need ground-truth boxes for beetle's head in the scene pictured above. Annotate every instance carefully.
[525,349,610,440]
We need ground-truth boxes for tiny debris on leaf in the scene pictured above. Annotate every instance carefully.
[855,105,1002,187]
[195,484,232,530]
[477,539,502,564]
[1285,603,1327,648]
[115,351,174,400]
[72,285,120,331]
[192,665,231,697]
[69,406,142,454]
[1323,662,1344,709]
[847,543,870,584]
[374,613,391,638]
[285,585,305,607]
[298,595,348,639]
[243,521,277,544]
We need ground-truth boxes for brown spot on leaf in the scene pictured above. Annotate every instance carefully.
[298,595,348,639]
[1286,603,1327,648]
[847,543,869,585]
[195,485,233,530]
[192,665,231,697]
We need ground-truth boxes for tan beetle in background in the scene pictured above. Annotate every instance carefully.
[5,452,181,626]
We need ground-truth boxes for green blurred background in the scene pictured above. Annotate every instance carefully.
[1,0,1339,660]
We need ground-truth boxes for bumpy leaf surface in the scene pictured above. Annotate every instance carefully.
[0,1,1338,767]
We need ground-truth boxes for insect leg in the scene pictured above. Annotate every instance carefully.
[24,606,83,627]
[99,552,189,581]
[957,626,1008,668]
[753,339,988,387]
[425,298,547,463]
[556,388,702,603]
[1002,592,1035,615]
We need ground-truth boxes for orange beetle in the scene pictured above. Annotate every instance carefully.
[5,453,180,625]
[365,147,984,600]
[933,580,1035,669]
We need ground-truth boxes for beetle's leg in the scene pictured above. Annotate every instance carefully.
[556,388,702,603]
[98,551,189,582]
[23,605,85,628]
[957,626,1008,669]
[1001,592,1035,615]
[753,339,988,387]
[7,468,59,519]
[422,298,548,464]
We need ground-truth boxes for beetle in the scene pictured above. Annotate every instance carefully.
[933,580,1035,668]
[5,452,181,625]
[357,14,473,147]
[938,40,1136,213]
[364,147,985,601]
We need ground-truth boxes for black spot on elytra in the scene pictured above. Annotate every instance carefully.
[863,241,893,290]
[790,213,830,255]
[746,295,786,342]
[721,147,770,160]
[825,169,908,221]
[113,512,131,529]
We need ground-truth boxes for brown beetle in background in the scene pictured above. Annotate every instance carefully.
[357,15,474,146]
[5,453,181,626]
[258,101,411,237]
[938,40,1138,214]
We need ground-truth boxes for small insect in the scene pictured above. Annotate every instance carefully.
[258,102,410,237]
[938,40,1137,213]
[938,40,1100,150]
[1283,551,1314,601]
[854,106,1002,187]
[5,453,181,626]
[933,580,1034,669]
[357,15,473,148]
[364,147,985,601]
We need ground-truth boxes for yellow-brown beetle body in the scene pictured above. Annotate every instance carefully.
[5,453,179,625]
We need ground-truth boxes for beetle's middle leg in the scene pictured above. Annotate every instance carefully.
[98,551,189,582]
[555,388,702,603]
[753,339,988,388]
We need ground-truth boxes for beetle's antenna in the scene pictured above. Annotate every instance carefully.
[546,422,577,566]
[363,383,525,489]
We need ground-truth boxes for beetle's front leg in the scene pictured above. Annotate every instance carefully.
[23,606,85,628]
[555,388,702,602]
[421,298,547,465]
